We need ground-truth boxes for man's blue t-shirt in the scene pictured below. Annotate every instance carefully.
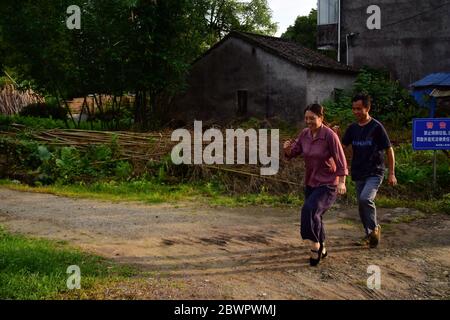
[342,119,391,181]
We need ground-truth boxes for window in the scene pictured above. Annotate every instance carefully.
[318,0,338,25]
[237,90,248,116]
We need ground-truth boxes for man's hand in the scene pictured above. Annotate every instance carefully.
[386,147,397,186]
[388,173,397,186]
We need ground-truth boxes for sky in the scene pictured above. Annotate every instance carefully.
[267,0,317,36]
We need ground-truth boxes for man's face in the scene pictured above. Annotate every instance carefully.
[352,100,370,122]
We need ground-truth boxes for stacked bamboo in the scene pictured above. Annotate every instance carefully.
[29,128,174,162]
[0,127,306,194]
[0,84,44,115]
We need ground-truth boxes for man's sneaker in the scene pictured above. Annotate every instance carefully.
[355,236,370,247]
[369,225,381,248]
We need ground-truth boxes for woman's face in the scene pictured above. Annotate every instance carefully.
[304,110,323,131]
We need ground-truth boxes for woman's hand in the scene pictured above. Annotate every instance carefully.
[337,182,347,195]
[283,140,293,156]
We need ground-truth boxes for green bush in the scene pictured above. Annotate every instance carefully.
[19,102,68,120]
[0,114,131,132]
[0,115,67,130]
[0,136,134,185]
[323,68,426,127]
[394,144,450,197]
[441,194,450,214]
[323,93,354,127]
[0,136,42,170]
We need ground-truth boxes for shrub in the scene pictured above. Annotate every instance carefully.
[0,136,135,185]
[0,115,67,130]
[394,144,450,197]
[323,68,426,127]
[19,102,68,120]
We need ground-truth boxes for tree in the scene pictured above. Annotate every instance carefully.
[0,0,277,129]
[202,0,277,46]
[282,9,317,50]
[0,0,82,125]
[0,0,206,128]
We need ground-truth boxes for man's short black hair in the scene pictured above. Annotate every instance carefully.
[352,92,371,107]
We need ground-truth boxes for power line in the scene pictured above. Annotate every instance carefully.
[380,1,450,30]
[349,1,450,37]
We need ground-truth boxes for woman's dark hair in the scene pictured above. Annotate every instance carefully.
[304,103,325,118]
[304,103,330,127]
[352,92,371,108]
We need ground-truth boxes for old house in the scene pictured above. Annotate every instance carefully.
[169,31,357,126]
[317,0,450,86]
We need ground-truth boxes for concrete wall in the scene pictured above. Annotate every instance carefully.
[306,70,355,104]
[341,0,450,86]
[170,37,309,125]
[170,36,356,126]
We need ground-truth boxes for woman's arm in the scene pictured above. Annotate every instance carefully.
[337,175,347,195]
[328,131,349,195]
[284,135,303,159]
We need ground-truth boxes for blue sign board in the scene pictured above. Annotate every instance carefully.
[413,118,450,150]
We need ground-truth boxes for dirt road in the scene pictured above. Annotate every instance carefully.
[0,187,449,300]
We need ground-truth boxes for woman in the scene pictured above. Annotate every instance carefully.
[284,104,348,266]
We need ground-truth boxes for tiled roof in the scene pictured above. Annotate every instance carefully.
[230,31,358,74]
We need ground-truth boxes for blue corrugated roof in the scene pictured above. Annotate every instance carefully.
[411,73,450,88]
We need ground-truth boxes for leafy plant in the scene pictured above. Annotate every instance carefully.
[19,102,67,120]
[323,68,425,127]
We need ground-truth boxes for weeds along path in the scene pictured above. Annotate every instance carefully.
[0,187,449,300]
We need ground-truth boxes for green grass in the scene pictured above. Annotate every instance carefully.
[340,218,359,226]
[1,177,449,215]
[1,178,449,214]
[0,114,126,131]
[0,227,135,299]
[376,196,450,215]
[0,179,304,208]
[391,213,427,224]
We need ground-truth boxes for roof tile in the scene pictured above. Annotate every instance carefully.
[231,31,358,73]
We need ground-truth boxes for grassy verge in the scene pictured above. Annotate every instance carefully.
[1,179,448,214]
[0,179,304,208]
[376,196,450,215]
[0,226,136,299]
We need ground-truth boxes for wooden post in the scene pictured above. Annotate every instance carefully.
[433,150,437,190]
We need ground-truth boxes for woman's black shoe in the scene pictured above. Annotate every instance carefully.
[309,243,324,266]
[321,247,328,259]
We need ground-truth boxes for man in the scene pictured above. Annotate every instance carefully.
[342,93,397,248]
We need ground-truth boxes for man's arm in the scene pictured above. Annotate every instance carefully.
[386,147,397,186]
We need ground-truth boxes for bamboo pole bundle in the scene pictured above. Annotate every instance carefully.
[0,127,305,194]
[0,84,44,115]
